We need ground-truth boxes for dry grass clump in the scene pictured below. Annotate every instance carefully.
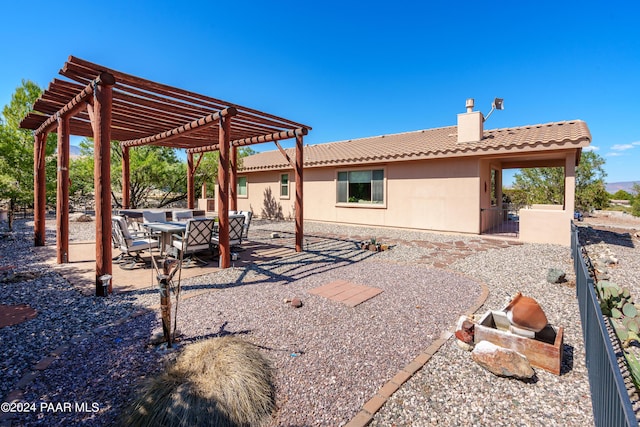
[123,336,275,427]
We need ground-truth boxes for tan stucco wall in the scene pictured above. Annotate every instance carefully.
[238,157,482,234]
[519,208,572,245]
[233,171,297,219]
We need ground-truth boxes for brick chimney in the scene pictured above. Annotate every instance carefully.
[457,98,483,143]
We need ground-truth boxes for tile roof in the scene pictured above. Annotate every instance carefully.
[239,120,591,172]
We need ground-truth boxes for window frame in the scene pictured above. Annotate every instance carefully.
[280,173,290,199]
[237,176,248,198]
[335,167,387,208]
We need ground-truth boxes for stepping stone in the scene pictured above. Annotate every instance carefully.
[0,304,37,328]
[308,280,383,307]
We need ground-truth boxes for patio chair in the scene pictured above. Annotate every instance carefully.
[172,210,193,222]
[170,218,215,267]
[211,214,245,253]
[111,215,159,270]
[142,210,167,223]
[237,210,253,240]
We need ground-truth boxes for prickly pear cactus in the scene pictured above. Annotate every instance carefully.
[596,280,640,388]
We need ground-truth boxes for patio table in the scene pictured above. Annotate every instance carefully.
[142,222,186,257]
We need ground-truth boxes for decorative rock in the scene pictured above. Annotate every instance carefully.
[70,212,93,222]
[547,268,566,284]
[456,339,474,351]
[454,315,475,347]
[290,298,302,308]
[471,340,535,379]
[505,293,548,332]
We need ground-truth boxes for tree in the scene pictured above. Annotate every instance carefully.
[610,189,633,201]
[0,80,57,229]
[513,167,565,205]
[575,151,609,211]
[512,151,609,211]
[69,143,253,209]
[632,184,640,218]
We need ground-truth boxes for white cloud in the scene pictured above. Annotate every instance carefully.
[611,144,635,151]
[583,145,599,152]
[633,141,640,146]
[606,152,623,157]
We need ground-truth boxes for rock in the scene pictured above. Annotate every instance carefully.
[454,315,475,345]
[456,339,474,351]
[546,268,566,284]
[271,232,280,239]
[471,340,535,379]
[283,298,292,304]
[71,213,93,222]
[290,298,302,308]
[505,293,548,332]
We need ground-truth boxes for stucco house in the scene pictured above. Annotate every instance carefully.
[230,100,591,246]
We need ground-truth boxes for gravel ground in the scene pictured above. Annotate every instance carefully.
[2,215,630,426]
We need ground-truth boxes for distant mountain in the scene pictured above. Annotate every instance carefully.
[606,181,639,194]
[70,145,82,157]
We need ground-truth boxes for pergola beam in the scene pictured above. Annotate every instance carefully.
[34,72,115,136]
[186,128,308,154]
[120,107,238,148]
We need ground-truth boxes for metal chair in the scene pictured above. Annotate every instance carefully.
[237,210,253,240]
[172,210,193,222]
[211,214,245,252]
[111,215,159,270]
[170,218,215,267]
[142,210,167,223]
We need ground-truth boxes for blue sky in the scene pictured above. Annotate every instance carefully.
[1,0,639,185]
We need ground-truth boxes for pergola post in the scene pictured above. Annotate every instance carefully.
[295,132,304,252]
[93,77,114,296]
[187,151,195,209]
[230,145,237,211]
[56,115,70,263]
[33,133,47,247]
[122,146,130,209]
[217,115,231,268]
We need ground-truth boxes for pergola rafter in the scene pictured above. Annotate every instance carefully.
[20,56,311,296]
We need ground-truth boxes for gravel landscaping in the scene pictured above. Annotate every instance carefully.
[3,214,634,426]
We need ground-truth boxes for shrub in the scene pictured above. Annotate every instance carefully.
[123,337,275,427]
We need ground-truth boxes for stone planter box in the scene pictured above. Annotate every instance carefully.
[474,310,564,375]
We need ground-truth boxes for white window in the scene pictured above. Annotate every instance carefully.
[280,174,289,198]
[337,169,384,204]
[237,176,247,197]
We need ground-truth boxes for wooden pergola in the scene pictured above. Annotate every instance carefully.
[20,56,311,296]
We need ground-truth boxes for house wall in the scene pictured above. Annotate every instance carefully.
[519,209,571,245]
[237,157,482,234]
[510,151,577,246]
[233,171,298,220]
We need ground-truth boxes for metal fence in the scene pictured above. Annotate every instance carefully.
[571,223,637,427]
[480,206,519,237]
